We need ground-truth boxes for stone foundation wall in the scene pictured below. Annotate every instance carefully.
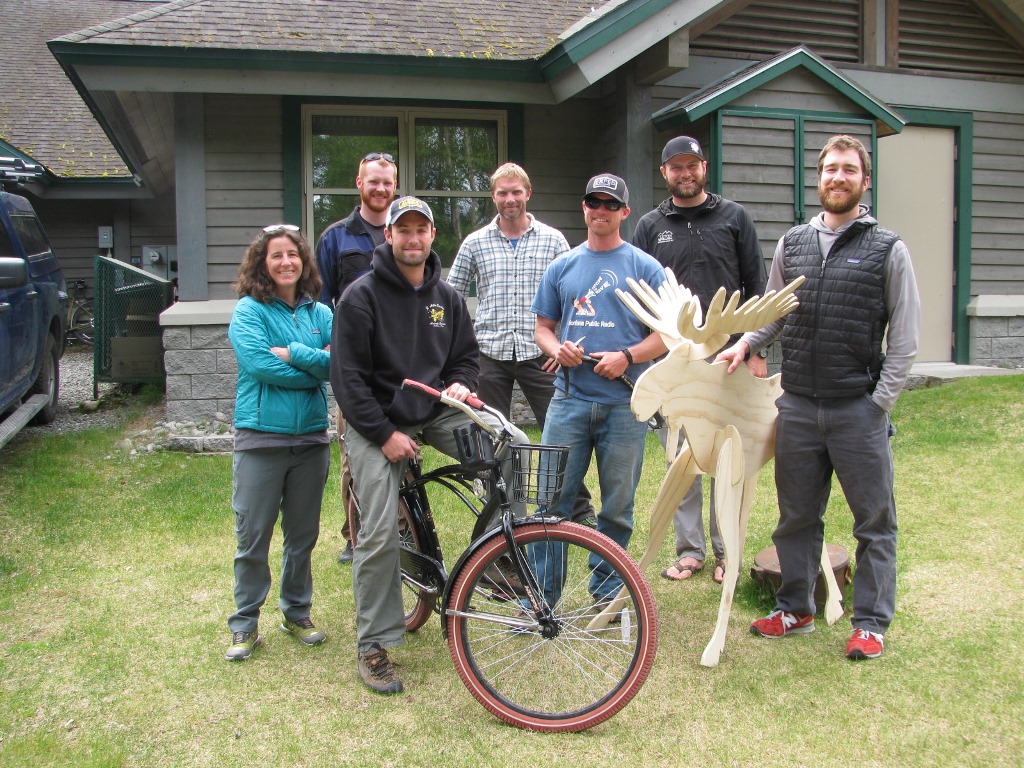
[162,323,239,423]
[969,315,1024,368]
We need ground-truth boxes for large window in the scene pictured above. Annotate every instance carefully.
[304,107,506,266]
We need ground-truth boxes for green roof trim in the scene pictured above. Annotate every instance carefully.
[540,0,677,80]
[48,41,546,83]
[652,46,906,136]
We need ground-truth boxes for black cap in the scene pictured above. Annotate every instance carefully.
[385,196,434,227]
[584,174,629,205]
[661,136,705,164]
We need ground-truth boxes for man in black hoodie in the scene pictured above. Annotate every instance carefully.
[331,196,517,695]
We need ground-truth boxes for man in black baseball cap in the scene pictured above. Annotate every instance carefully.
[632,136,767,587]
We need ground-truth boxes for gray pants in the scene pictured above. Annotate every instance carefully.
[659,428,723,561]
[772,392,897,634]
[228,444,331,633]
[346,408,521,653]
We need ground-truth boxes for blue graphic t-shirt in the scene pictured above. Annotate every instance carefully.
[532,242,665,404]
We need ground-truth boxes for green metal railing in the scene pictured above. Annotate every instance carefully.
[93,255,174,395]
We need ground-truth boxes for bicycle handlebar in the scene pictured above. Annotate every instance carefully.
[401,379,526,443]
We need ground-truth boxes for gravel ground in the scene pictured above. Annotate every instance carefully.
[15,346,152,439]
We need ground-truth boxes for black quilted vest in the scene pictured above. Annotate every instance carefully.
[780,219,899,398]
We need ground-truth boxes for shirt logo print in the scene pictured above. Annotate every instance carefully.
[657,231,674,244]
[427,304,446,328]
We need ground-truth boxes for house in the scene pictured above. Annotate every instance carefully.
[5,0,1023,421]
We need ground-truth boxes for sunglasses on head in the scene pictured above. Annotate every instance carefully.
[363,152,396,163]
[262,224,300,235]
[584,196,625,211]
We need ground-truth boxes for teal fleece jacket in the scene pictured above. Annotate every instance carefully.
[229,295,333,434]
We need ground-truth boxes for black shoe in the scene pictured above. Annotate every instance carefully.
[338,542,354,564]
[358,642,404,695]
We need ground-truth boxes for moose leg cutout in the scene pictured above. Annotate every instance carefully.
[587,270,842,667]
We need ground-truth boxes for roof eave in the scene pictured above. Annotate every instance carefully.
[652,45,907,136]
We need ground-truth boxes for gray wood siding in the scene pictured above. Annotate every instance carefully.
[204,94,285,300]
[971,109,1024,295]
[523,99,605,248]
[692,0,862,63]
[899,0,1024,78]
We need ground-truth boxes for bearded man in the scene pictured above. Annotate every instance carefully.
[631,136,767,585]
[716,134,920,661]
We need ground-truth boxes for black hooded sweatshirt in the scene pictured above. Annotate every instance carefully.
[331,243,479,447]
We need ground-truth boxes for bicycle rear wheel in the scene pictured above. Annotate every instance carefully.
[398,498,436,632]
[69,300,95,346]
[445,520,658,732]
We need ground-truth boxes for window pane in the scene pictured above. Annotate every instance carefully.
[420,195,494,268]
[312,194,360,245]
[10,216,51,259]
[311,115,399,190]
[414,119,497,193]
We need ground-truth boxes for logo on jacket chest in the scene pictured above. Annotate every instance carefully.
[427,303,447,328]
[657,231,674,244]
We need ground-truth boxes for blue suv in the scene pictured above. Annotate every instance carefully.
[0,185,66,442]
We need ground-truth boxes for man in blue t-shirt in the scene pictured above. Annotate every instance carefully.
[532,174,667,602]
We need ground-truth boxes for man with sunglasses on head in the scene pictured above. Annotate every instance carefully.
[532,175,666,601]
[316,152,398,564]
[631,136,767,587]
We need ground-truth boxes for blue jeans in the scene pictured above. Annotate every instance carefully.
[537,391,648,600]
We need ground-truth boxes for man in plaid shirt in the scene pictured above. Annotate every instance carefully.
[448,163,594,523]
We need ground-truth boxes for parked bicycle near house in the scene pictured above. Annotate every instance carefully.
[65,279,94,346]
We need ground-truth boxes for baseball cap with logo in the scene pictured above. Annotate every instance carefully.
[661,136,705,164]
[583,174,629,205]
[386,196,434,227]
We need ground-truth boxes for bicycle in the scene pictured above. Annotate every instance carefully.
[348,379,658,732]
[65,279,95,346]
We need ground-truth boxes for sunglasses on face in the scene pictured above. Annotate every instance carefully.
[262,224,300,235]
[363,152,396,163]
[584,196,625,211]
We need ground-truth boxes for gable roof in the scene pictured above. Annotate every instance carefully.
[652,45,907,137]
[0,0,140,181]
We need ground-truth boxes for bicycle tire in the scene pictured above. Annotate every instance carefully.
[445,520,658,732]
[398,497,437,632]
[69,300,95,346]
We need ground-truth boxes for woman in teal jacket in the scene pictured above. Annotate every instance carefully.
[225,224,333,662]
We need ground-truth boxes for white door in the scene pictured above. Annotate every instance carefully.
[876,126,955,362]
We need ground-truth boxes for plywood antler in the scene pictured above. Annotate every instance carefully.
[679,276,806,346]
[615,269,694,351]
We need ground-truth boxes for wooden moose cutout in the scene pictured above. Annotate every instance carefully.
[592,269,842,667]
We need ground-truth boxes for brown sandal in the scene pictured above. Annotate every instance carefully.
[661,556,704,581]
[712,558,727,584]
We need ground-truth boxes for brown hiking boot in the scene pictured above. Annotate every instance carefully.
[358,642,404,695]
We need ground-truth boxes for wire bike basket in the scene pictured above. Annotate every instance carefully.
[510,444,569,506]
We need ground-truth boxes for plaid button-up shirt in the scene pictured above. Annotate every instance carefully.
[448,214,570,361]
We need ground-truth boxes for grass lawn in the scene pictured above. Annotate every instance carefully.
[0,375,1021,767]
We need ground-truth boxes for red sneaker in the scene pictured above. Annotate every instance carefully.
[750,609,815,638]
[846,628,884,660]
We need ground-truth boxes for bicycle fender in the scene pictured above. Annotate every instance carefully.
[439,515,569,638]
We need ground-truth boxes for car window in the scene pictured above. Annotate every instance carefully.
[10,214,52,260]
[0,225,13,257]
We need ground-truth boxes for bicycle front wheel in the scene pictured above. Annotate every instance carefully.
[69,301,95,346]
[445,521,658,732]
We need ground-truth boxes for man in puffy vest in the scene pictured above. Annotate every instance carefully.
[717,135,920,661]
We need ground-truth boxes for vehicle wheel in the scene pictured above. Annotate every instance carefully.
[28,334,59,425]
[446,521,658,732]
[69,301,95,346]
[399,497,436,632]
